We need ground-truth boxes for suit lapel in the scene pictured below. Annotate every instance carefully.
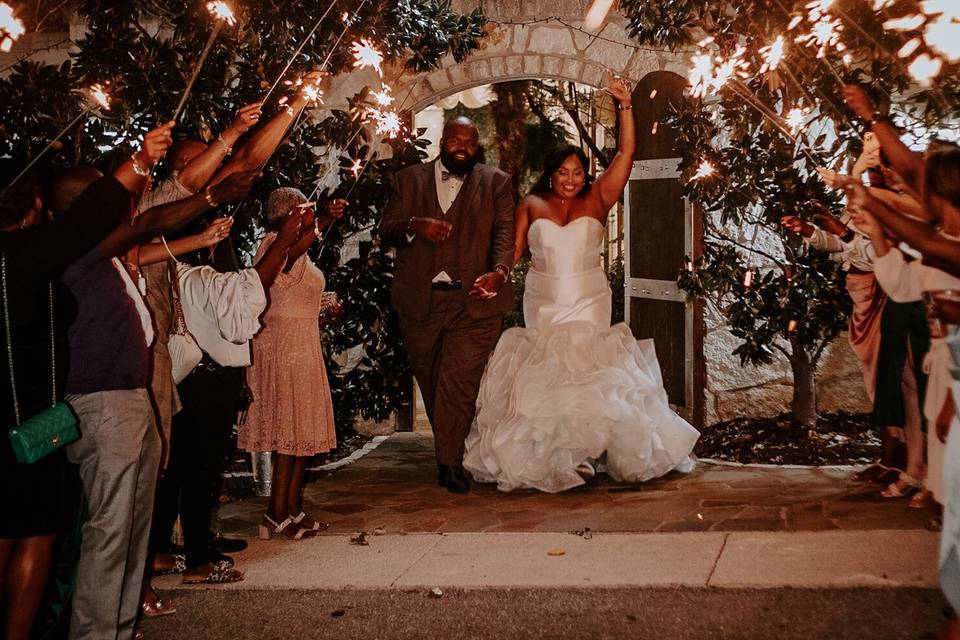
[456,166,482,253]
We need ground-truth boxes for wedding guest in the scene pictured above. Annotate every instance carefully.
[0,153,145,640]
[49,130,256,640]
[847,151,960,512]
[148,79,324,584]
[239,188,344,539]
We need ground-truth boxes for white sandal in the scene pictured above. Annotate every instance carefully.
[258,514,313,540]
[291,511,329,531]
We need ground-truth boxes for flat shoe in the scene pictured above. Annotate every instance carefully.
[182,563,245,584]
[142,597,177,618]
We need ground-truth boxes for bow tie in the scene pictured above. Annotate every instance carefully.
[441,170,463,182]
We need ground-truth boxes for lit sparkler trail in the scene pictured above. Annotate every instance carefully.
[317,0,370,73]
[2,86,112,195]
[583,0,615,32]
[172,1,237,122]
[0,3,25,53]
[687,48,749,99]
[262,0,339,103]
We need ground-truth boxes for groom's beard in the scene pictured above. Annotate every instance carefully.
[439,148,478,176]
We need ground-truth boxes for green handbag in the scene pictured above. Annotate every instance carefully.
[3,254,79,464]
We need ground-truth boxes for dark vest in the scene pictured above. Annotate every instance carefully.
[430,182,468,283]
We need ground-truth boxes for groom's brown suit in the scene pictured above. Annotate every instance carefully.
[381,159,515,466]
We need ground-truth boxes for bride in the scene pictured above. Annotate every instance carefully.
[463,73,699,493]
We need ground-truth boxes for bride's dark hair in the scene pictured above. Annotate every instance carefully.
[529,145,593,197]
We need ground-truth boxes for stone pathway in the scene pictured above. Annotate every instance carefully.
[215,433,932,536]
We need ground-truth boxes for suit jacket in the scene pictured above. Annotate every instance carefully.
[380,159,515,322]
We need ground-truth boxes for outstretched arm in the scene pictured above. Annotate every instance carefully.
[846,182,960,278]
[255,211,302,290]
[112,122,175,196]
[592,74,636,212]
[211,73,325,184]
[175,102,263,193]
[93,172,254,260]
[138,217,233,266]
[843,85,924,197]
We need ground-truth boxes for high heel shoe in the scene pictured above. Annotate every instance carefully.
[880,472,922,498]
[258,514,315,540]
[292,511,329,532]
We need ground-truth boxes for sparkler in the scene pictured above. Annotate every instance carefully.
[692,160,716,180]
[0,3,24,53]
[351,38,383,75]
[262,0,339,104]
[2,85,111,195]
[171,1,236,122]
[583,0,615,32]
[759,36,787,73]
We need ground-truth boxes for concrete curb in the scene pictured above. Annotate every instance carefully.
[155,530,938,592]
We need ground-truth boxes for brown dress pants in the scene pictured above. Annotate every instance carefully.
[399,290,502,467]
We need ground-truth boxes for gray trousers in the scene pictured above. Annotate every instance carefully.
[66,388,161,640]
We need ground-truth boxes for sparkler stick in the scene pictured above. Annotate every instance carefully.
[172,2,236,122]
[2,86,111,196]
[262,0,339,103]
[583,0,615,32]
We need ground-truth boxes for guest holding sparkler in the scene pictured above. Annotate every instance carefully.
[240,188,345,540]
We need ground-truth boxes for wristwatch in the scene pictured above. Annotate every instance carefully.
[493,263,511,280]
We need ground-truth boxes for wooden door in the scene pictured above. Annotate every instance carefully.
[623,71,704,428]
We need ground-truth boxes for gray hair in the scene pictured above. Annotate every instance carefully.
[264,187,307,228]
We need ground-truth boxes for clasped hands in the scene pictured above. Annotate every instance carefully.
[410,217,506,299]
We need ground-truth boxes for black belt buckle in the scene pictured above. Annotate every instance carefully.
[431,280,462,291]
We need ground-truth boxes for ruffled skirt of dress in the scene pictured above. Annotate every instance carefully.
[463,321,700,493]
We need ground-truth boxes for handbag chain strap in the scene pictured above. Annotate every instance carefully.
[2,253,56,426]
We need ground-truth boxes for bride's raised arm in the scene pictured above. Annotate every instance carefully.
[592,74,636,212]
[513,198,531,266]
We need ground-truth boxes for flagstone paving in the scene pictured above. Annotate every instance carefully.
[215,433,933,537]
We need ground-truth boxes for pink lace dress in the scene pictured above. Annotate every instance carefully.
[239,233,336,456]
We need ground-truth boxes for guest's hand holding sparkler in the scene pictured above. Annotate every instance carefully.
[115,121,175,193]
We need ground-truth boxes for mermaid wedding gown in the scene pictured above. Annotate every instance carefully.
[463,216,699,493]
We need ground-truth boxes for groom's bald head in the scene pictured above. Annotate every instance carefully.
[440,117,480,176]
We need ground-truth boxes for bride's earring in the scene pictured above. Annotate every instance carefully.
[549,178,554,190]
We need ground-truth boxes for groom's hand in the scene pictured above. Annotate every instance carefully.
[469,271,505,300]
[410,217,453,243]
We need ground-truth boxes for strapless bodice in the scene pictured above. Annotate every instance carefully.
[528,217,604,276]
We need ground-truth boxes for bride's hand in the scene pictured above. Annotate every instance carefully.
[603,72,632,107]
[469,271,505,300]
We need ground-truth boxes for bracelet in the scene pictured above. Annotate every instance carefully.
[868,110,887,126]
[618,103,632,111]
[203,188,219,208]
[216,133,233,156]
[840,228,855,243]
[131,154,150,177]
[493,263,511,280]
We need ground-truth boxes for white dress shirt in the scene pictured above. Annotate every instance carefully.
[111,258,155,347]
[435,159,465,214]
[804,213,876,272]
[176,264,267,367]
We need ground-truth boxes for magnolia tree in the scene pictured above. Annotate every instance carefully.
[0,0,486,436]
[617,0,959,428]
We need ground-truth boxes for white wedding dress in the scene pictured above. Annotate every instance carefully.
[463,216,699,493]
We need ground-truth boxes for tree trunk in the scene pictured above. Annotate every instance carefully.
[788,352,818,430]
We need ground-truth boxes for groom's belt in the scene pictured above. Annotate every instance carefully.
[431,280,462,291]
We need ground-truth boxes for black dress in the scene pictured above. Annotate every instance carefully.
[0,177,130,539]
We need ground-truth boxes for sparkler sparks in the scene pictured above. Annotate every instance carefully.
[785,106,808,133]
[0,3,25,53]
[687,48,749,99]
[692,160,716,180]
[798,16,844,58]
[206,1,236,25]
[371,85,395,107]
[371,109,402,138]
[351,39,383,75]
[349,158,363,177]
[88,84,111,111]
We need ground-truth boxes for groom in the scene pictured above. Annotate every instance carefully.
[381,117,515,493]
